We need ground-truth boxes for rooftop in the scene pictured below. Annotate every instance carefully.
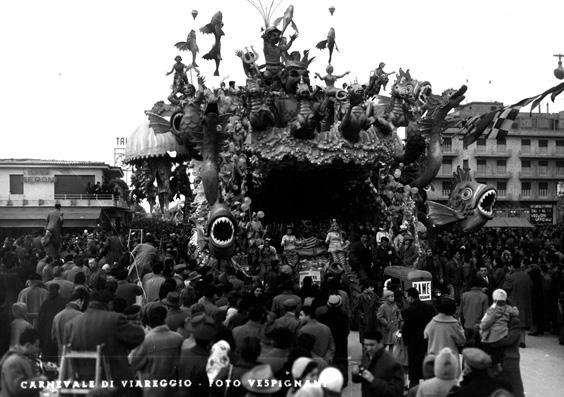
[0,159,110,167]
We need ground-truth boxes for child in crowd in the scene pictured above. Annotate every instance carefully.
[479,289,519,370]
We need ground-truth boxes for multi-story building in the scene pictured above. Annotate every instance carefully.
[427,101,564,225]
[0,159,131,229]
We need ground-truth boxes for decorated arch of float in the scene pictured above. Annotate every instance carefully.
[123,2,564,273]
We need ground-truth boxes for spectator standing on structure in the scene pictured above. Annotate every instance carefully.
[45,203,64,258]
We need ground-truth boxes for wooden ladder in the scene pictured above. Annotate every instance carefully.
[57,344,111,395]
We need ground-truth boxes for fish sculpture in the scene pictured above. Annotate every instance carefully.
[200,102,237,258]
[200,11,225,76]
[427,166,497,233]
[401,85,467,189]
[175,29,199,67]
[273,5,298,36]
[316,27,338,64]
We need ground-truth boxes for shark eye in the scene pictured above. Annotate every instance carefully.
[461,187,473,200]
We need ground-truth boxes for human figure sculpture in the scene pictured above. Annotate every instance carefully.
[166,56,190,92]
[261,27,298,79]
[367,62,394,96]
[315,65,350,96]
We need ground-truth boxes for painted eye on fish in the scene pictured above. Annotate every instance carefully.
[461,187,473,200]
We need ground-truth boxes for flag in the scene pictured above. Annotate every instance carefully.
[460,94,539,146]
[460,82,564,145]
[529,81,564,114]
[460,110,498,147]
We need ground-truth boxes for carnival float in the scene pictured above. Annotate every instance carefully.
[123,1,564,278]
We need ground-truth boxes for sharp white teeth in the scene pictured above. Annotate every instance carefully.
[210,217,235,247]
[478,190,496,216]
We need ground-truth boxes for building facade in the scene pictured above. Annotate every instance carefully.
[427,102,564,224]
[0,159,131,229]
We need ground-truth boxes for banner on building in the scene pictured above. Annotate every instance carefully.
[530,204,553,225]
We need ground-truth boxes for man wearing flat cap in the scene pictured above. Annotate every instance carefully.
[65,290,145,383]
[162,291,189,333]
[178,314,218,397]
[448,348,513,396]
[270,298,300,334]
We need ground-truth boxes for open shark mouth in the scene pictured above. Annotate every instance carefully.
[210,216,235,248]
[478,189,496,217]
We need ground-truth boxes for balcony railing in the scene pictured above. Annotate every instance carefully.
[0,194,129,208]
[474,171,511,179]
[54,194,115,200]
[519,169,564,179]
[473,148,512,157]
[518,150,564,158]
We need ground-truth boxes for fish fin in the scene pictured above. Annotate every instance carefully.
[335,42,339,52]
[316,40,327,50]
[145,112,171,135]
[427,201,464,226]
[273,16,283,27]
[175,42,188,51]
[200,23,214,35]
[291,21,299,33]
[219,29,225,36]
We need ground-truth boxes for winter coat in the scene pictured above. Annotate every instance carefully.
[352,347,404,397]
[130,325,183,397]
[37,293,68,362]
[377,301,401,345]
[460,288,489,330]
[0,347,40,397]
[480,304,519,343]
[493,317,524,397]
[66,301,145,382]
[424,314,465,355]
[503,269,532,328]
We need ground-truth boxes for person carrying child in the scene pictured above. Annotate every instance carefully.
[479,289,519,371]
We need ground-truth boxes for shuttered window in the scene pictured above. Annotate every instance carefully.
[9,175,23,194]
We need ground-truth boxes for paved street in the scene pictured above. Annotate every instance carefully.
[343,331,564,397]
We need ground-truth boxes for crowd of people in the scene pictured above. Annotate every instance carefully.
[0,214,563,397]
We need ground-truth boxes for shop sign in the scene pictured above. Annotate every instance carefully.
[412,280,432,301]
[530,204,553,225]
[23,176,55,183]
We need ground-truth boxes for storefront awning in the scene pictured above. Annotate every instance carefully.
[484,217,534,228]
[0,207,101,228]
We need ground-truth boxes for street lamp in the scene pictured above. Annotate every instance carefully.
[554,54,564,79]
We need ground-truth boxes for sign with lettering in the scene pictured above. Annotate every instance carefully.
[115,137,128,147]
[23,176,55,183]
[412,280,432,301]
[530,204,553,225]
[299,270,321,287]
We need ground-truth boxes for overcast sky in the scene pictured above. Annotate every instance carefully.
[2,0,564,165]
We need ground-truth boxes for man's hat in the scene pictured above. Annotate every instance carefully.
[161,292,180,307]
[283,298,298,310]
[187,271,202,281]
[174,263,187,273]
[187,314,217,341]
[123,305,141,321]
[327,295,342,308]
[462,348,492,369]
[241,364,281,394]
